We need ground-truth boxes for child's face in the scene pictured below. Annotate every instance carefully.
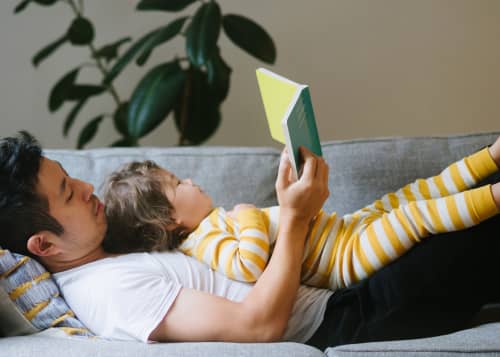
[159,168,213,233]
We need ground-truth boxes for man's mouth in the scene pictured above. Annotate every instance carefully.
[94,198,103,216]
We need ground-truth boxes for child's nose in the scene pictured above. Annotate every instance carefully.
[186,178,193,185]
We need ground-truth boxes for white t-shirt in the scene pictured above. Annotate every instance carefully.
[54,252,332,343]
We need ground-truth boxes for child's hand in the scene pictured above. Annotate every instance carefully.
[228,204,257,218]
[490,136,500,169]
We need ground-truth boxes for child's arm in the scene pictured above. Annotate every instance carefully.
[359,145,499,215]
[180,208,271,282]
[334,184,499,288]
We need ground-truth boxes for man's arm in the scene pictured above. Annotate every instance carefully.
[149,147,329,342]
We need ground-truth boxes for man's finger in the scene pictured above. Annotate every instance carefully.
[277,149,291,188]
[299,146,318,182]
[315,157,326,181]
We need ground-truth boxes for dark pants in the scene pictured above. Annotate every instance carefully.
[306,178,500,349]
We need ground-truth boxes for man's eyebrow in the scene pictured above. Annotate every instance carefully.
[55,161,69,176]
[55,161,68,197]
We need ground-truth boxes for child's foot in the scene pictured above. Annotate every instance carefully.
[492,182,500,211]
[489,136,500,169]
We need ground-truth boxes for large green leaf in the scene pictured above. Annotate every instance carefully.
[136,16,187,66]
[206,47,232,103]
[186,2,221,67]
[63,99,87,137]
[128,61,186,138]
[34,0,58,5]
[136,0,197,12]
[174,67,221,145]
[103,30,158,85]
[66,84,106,101]
[113,102,129,136]
[222,14,276,64]
[93,37,132,64]
[32,34,67,67]
[15,0,57,13]
[14,0,31,13]
[49,68,80,112]
[77,115,104,149]
[68,17,95,46]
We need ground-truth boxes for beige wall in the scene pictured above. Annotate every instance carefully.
[1,0,499,149]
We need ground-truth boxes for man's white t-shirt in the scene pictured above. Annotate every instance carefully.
[54,252,332,343]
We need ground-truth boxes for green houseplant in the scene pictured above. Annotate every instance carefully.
[14,0,277,147]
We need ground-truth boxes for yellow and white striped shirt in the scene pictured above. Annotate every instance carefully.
[179,147,499,290]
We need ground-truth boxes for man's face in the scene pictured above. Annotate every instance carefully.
[35,157,107,262]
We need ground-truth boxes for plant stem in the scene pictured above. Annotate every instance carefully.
[89,43,122,105]
[66,0,79,14]
[178,65,193,146]
[66,0,121,106]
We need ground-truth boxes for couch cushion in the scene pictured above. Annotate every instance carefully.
[321,131,500,215]
[0,331,324,357]
[0,249,93,337]
[326,322,500,356]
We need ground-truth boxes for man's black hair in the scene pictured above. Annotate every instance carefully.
[0,131,63,256]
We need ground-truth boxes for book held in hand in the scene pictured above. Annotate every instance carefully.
[256,67,322,179]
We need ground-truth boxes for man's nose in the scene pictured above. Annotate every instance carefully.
[78,180,95,201]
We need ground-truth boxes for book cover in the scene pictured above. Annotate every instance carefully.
[256,68,322,179]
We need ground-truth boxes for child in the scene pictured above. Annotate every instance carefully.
[102,138,500,290]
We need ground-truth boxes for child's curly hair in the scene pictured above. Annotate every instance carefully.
[102,160,188,254]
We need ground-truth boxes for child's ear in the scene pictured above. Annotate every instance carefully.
[26,232,61,257]
[165,219,182,232]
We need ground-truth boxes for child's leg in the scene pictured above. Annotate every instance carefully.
[317,183,499,290]
[306,213,500,349]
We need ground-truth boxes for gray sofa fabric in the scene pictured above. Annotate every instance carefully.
[1,131,499,356]
[0,285,37,337]
[326,323,500,357]
[0,331,324,357]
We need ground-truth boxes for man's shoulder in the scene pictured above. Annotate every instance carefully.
[55,253,157,283]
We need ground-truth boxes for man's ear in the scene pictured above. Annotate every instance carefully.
[26,232,61,257]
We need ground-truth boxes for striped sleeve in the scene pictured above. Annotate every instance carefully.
[358,147,499,215]
[180,207,271,282]
[336,184,499,287]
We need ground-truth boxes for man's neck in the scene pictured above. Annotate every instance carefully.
[42,247,118,273]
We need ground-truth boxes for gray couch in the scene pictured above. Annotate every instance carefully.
[1,132,500,356]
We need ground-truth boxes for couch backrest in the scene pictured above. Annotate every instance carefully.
[321,131,499,215]
[45,146,281,211]
[45,131,499,217]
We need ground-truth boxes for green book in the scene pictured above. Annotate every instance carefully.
[256,68,322,179]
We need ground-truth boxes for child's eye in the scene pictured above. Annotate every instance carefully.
[66,191,73,203]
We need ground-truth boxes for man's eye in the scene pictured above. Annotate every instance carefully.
[67,191,73,203]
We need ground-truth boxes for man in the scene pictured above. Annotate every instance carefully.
[1,132,500,347]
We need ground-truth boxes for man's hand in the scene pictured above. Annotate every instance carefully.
[276,147,329,226]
